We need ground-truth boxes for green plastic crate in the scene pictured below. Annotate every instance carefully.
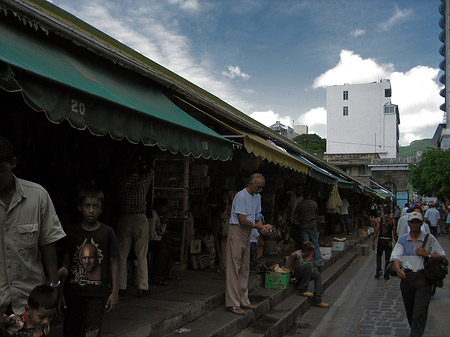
[265,271,290,289]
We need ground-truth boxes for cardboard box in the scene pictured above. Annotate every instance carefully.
[356,244,369,257]
[332,241,346,251]
[358,229,368,238]
[346,240,356,247]
[320,247,332,260]
[265,271,290,289]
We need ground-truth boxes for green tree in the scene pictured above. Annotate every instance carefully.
[293,133,326,154]
[409,149,450,202]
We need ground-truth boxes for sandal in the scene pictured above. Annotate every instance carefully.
[155,279,169,286]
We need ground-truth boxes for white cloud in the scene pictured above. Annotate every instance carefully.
[350,29,365,37]
[296,107,327,138]
[378,4,414,31]
[167,0,200,11]
[222,65,251,80]
[313,50,393,88]
[250,110,293,128]
[312,50,443,146]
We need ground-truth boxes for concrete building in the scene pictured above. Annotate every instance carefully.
[326,80,400,159]
[294,124,308,136]
[434,0,450,150]
[270,121,299,139]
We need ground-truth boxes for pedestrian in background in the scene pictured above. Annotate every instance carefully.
[391,212,446,337]
[339,197,351,235]
[372,206,397,280]
[293,188,323,270]
[225,173,272,315]
[424,203,441,237]
[116,154,153,298]
[249,226,260,272]
[445,208,450,240]
[401,203,409,217]
[397,206,430,238]
[0,137,66,335]
[393,205,401,224]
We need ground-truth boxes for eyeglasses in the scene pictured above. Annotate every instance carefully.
[256,184,264,190]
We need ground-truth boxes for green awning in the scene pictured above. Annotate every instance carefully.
[0,20,233,160]
[289,153,354,189]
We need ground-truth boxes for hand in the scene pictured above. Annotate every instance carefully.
[260,224,271,234]
[396,268,406,280]
[415,247,428,257]
[371,242,375,250]
[58,295,66,314]
[106,292,119,312]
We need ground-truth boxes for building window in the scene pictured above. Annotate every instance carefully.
[358,165,367,175]
[384,105,395,114]
[343,91,348,100]
[343,106,348,116]
[345,167,352,174]
[385,89,391,97]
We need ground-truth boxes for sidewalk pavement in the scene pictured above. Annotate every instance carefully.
[49,230,369,337]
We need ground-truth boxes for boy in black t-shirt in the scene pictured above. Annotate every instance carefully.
[60,188,119,337]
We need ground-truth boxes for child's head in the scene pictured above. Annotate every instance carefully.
[78,188,104,224]
[25,285,57,329]
[302,241,315,255]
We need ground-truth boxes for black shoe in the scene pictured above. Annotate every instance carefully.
[118,289,127,296]
[137,289,151,298]
[384,273,390,280]
[374,271,382,279]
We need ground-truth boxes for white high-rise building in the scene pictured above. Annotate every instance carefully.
[326,80,400,158]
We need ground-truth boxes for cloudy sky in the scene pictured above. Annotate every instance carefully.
[48,0,443,146]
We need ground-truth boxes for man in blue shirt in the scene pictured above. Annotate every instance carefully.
[391,212,445,337]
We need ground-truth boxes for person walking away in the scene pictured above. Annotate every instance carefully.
[339,197,351,235]
[293,188,323,270]
[445,208,450,240]
[225,173,272,315]
[148,198,172,285]
[397,206,430,238]
[249,228,260,271]
[0,137,66,336]
[424,203,441,237]
[61,188,119,337]
[287,241,329,308]
[401,203,409,217]
[393,205,401,224]
[116,155,153,297]
[372,206,398,279]
[4,285,57,337]
[391,212,446,337]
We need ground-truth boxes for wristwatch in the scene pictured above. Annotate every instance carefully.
[49,280,61,288]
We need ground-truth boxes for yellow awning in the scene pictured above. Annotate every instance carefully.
[243,133,308,174]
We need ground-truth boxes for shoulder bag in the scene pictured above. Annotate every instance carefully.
[422,234,449,282]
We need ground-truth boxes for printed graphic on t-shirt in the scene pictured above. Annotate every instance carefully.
[70,238,104,286]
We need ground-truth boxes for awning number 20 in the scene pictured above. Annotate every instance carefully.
[71,99,86,116]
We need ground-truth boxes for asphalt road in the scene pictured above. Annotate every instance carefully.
[285,233,450,337]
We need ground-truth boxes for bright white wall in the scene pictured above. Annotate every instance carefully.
[326,81,398,158]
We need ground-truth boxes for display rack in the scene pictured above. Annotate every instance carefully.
[153,157,189,269]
